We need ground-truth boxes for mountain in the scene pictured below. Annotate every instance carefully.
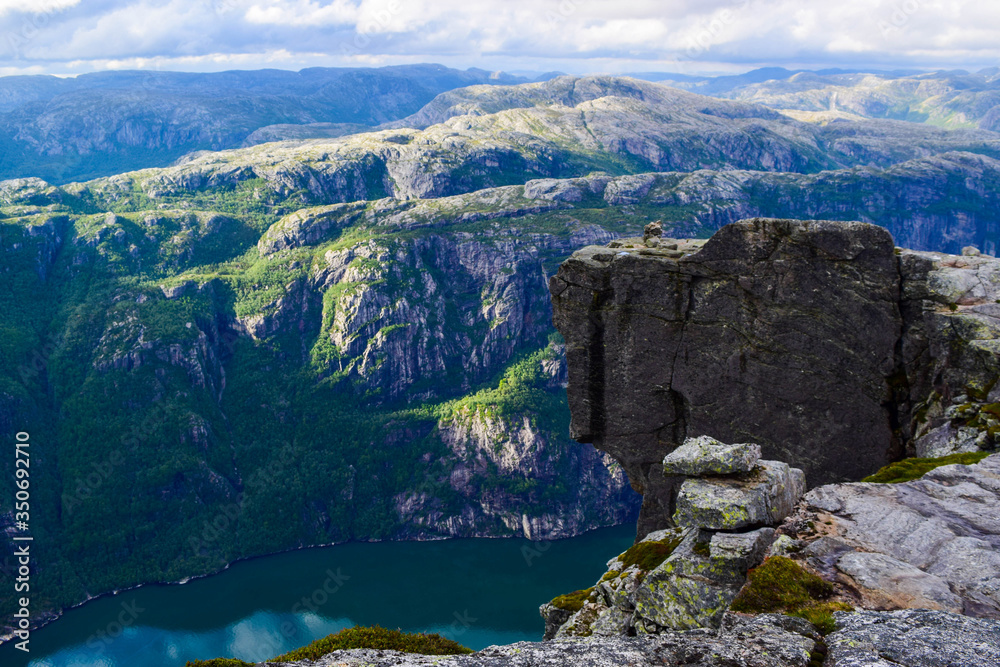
[650,67,1000,131]
[3,73,1000,634]
[0,65,528,184]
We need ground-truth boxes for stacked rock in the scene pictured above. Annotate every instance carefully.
[542,436,807,638]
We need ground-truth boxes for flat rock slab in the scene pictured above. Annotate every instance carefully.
[836,551,964,613]
[663,435,761,476]
[827,610,1000,667]
[674,460,806,530]
[801,453,1000,617]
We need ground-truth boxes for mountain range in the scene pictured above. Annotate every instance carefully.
[3,68,1000,634]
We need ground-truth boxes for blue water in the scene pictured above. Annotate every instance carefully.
[0,525,634,667]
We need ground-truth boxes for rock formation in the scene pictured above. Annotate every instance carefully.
[539,436,806,638]
[550,217,1000,536]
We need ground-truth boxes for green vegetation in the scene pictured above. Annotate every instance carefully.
[862,452,991,484]
[184,660,253,667]
[272,626,474,661]
[618,530,686,571]
[730,556,850,634]
[549,587,596,612]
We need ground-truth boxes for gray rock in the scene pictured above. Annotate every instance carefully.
[663,435,762,476]
[589,607,632,636]
[826,610,1000,667]
[538,602,573,641]
[914,422,982,458]
[797,453,1000,617]
[279,618,817,666]
[632,528,774,630]
[836,551,964,613]
[673,460,806,530]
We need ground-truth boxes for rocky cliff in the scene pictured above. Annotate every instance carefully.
[551,218,1000,536]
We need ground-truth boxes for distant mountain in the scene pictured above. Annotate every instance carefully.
[3,73,1000,636]
[0,64,528,184]
[636,67,1000,131]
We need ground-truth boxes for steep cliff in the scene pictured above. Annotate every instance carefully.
[550,218,1000,536]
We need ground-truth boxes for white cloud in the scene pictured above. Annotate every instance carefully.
[0,0,79,14]
[1,0,999,75]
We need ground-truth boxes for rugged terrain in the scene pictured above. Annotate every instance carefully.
[228,220,1000,665]
[0,64,528,183]
[4,74,1000,637]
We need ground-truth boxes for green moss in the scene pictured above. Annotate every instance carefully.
[692,540,711,557]
[731,556,833,612]
[730,556,848,634]
[272,626,473,661]
[862,451,990,484]
[549,587,595,612]
[184,660,253,667]
[618,531,685,571]
[790,602,853,635]
[600,571,619,583]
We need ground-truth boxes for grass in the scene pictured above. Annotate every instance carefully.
[862,451,991,484]
[618,530,685,571]
[184,660,253,667]
[730,556,850,634]
[271,626,474,661]
[549,587,595,612]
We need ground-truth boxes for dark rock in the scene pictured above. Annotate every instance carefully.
[551,218,903,536]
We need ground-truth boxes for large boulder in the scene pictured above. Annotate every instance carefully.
[551,218,903,535]
[551,218,1000,536]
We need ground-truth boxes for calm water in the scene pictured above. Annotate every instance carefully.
[1,525,634,667]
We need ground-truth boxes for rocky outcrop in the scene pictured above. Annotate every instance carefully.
[541,437,806,638]
[782,452,1000,619]
[551,218,1000,537]
[239,609,1000,666]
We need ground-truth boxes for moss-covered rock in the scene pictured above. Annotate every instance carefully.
[861,451,990,483]
[272,626,474,661]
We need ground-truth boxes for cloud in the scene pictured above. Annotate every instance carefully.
[0,0,997,76]
[0,0,79,14]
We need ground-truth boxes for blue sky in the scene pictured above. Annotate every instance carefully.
[0,0,997,77]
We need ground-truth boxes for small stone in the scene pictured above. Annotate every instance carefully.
[962,246,982,256]
[643,220,663,242]
[766,534,800,558]
[663,435,762,476]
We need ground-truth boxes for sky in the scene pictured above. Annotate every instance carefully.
[0,0,997,78]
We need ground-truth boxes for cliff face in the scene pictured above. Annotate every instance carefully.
[551,218,1000,536]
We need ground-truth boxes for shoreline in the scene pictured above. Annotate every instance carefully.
[0,518,636,647]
